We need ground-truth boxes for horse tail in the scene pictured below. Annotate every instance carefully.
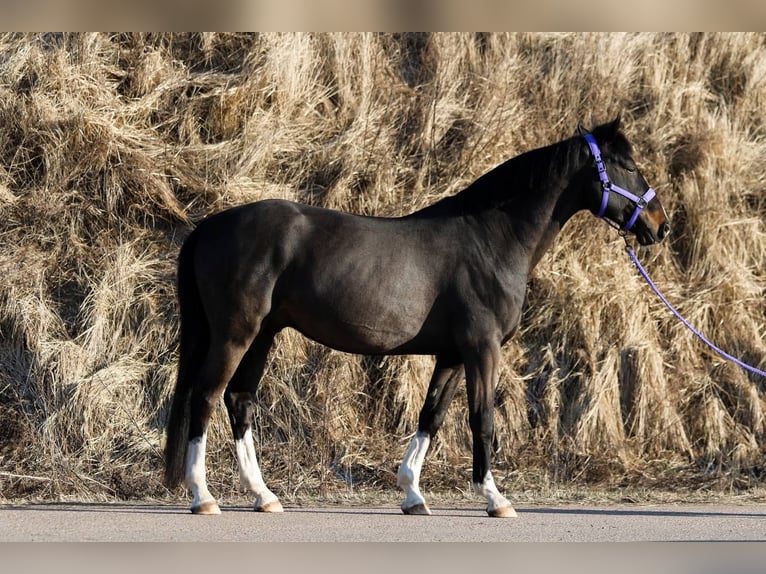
[164,227,208,489]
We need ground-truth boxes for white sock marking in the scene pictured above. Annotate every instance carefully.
[397,431,431,510]
[473,471,515,515]
[234,428,280,508]
[185,433,215,509]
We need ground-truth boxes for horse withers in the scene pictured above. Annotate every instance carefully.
[164,117,669,517]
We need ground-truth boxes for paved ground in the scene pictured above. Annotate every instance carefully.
[4,502,766,574]
[2,501,766,542]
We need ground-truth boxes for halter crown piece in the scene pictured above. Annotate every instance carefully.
[583,133,656,232]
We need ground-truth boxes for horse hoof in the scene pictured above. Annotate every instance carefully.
[255,500,284,513]
[191,501,221,515]
[488,505,517,518]
[402,503,432,516]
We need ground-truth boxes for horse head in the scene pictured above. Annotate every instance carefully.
[580,117,670,246]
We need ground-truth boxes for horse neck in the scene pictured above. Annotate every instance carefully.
[524,187,581,270]
[469,139,589,271]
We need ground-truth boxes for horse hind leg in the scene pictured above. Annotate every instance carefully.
[224,333,283,513]
[397,358,462,516]
[186,336,253,515]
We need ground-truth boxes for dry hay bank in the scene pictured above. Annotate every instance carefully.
[1,32,765,502]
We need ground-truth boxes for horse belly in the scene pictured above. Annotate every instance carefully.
[288,291,436,354]
[282,261,444,355]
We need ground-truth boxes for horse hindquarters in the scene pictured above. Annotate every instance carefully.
[165,225,272,515]
[164,228,248,514]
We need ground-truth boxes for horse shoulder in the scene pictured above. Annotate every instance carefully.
[447,243,529,345]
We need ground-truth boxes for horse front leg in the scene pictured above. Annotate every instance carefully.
[397,359,463,515]
[464,343,517,518]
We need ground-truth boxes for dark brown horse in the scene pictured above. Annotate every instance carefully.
[164,118,669,516]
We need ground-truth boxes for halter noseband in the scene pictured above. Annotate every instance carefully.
[583,133,655,232]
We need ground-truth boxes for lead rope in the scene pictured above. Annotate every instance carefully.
[623,239,766,378]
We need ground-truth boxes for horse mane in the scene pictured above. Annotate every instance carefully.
[410,118,629,219]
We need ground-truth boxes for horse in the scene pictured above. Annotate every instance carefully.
[164,117,670,517]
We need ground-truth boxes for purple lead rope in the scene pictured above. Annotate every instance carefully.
[625,246,766,378]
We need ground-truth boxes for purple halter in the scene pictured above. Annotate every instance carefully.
[583,133,656,232]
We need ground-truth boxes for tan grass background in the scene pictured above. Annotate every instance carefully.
[1,32,765,503]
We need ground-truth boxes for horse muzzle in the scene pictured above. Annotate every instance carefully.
[635,209,670,246]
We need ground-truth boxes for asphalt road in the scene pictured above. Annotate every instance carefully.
[4,502,766,574]
[2,501,766,542]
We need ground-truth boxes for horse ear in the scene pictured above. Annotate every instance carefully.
[595,114,623,142]
[609,113,622,133]
[592,115,625,145]
[576,121,588,136]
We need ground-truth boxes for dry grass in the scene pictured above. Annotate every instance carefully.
[1,32,766,503]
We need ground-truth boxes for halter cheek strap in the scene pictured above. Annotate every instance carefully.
[583,134,656,232]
